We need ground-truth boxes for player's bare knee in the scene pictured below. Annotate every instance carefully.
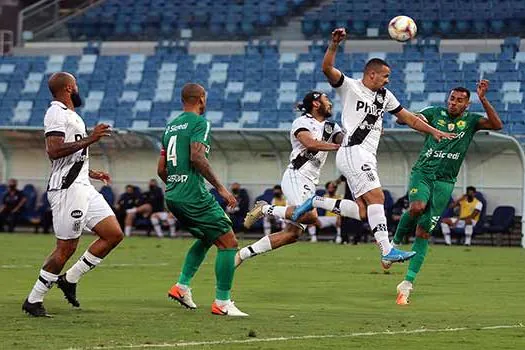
[416,230,430,240]
[409,202,425,217]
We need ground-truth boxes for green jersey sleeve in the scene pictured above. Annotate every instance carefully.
[418,106,437,124]
[190,117,211,145]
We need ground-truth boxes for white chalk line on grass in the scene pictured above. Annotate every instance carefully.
[62,323,523,350]
[0,263,169,269]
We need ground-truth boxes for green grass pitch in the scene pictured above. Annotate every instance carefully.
[1,234,524,349]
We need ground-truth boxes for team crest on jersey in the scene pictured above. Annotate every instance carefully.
[456,120,466,130]
[324,123,333,134]
[448,123,455,131]
[361,164,371,171]
[441,110,447,116]
[376,93,384,104]
[437,119,446,127]
[410,188,418,194]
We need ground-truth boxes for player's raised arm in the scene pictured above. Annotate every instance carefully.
[395,109,455,142]
[296,131,340,152]
[322,28,346,86]
[45,123,111,160]
[475,80,503,131]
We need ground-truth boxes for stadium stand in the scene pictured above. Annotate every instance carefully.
[0,38,524,137]
[63,0,525,40]
[66,0,314,41]
[302,0,525,38]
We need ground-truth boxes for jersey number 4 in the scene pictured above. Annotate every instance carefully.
[167,135,177,166]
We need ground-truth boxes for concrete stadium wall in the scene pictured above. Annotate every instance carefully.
[1,138,522,215]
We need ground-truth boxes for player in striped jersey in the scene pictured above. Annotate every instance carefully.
[22,72,124,317]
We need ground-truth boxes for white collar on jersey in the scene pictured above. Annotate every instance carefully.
[50,100,68,110]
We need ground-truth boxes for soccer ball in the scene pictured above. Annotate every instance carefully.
[388,16,417,42]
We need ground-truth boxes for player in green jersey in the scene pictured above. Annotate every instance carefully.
[157,83,248,316]
[393,80,503,305]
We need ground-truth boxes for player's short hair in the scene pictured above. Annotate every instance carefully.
[364,58,390,73]
[451,87,471,100]
[467,186,476,192]
[325,181,335,189]
[273,185,282,191]
[181,83,205,105]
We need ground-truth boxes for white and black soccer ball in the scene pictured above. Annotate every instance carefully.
[388,16,417,42]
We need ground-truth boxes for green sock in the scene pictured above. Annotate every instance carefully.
[393,211,418,245]
[215,248,237,301]
[405,237,429,283]
[177,240,211,286]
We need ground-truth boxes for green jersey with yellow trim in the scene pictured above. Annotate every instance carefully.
[412,106,483,182]
[161,112,212,202]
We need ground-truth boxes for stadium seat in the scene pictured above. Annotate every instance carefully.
[484,206,516,246]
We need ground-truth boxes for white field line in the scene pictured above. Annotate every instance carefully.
[0,263,169,269]
[61,323,524,350]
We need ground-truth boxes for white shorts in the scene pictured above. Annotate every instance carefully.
[48,183,115,240]
[449,218,477,228]
[318,216,338,228]
[336,145,381,199]
[281,168,316,206]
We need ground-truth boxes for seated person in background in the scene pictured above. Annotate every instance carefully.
[150,210,177,238]
[226,182,250,232]
[440,186,482,246]
[390,192,409,239]
[115,185,139,230]
[263,185,286,236]
[308,181,343,243]
[124,179,164,237]
[0,179,27,232]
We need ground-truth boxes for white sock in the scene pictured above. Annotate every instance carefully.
[263,217,271,235]
[465,225,473,245]
[151,217,163,237]
[239,235,272,261]
[126,208,137,214]
[65,251,102,283]
[27,269,58,303]
[312,197,360,220]
[124,226,132,237]
[167,218,176,237]
[262,205,288,220]
[368,204,392,255]
[176,282,189,291]
[308,225,317,238]
[441,223,452,245]
[336,226,341,238]
[215,298,230,306]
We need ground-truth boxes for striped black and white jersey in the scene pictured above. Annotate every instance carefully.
[332,75,403,155]
[288,114,342,183]
[44,101,90,191]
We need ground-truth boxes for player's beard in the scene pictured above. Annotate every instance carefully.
[321,104,332,118]
[71,92,83,107]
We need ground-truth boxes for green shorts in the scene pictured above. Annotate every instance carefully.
[166,193,232,245]
[408,171,455,234]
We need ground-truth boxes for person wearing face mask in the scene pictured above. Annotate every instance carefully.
[226,183,249,233]
[23,72,123,317]
[115,185,139,230]
[0,179,27,232]
[262,185,287,236]
[440,186,483,247]
[124,179,164,237]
